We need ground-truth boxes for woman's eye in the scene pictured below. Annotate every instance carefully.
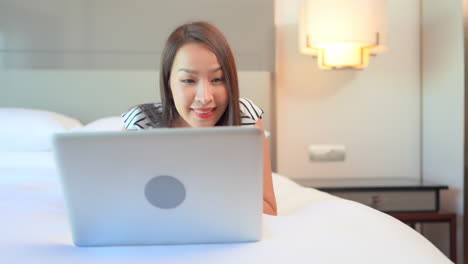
[212,78,225,83]
[181,79,195,83]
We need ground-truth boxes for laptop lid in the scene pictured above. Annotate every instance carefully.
[53,126,263,246]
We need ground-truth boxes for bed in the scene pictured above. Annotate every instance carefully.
[0,71,452,263]
[0,150,451,263]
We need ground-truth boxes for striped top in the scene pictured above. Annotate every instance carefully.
[122,98,264,130]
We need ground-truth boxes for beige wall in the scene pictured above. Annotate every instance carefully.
[275,0,421,179]
[275,0,465,260]
[422,0,464,262]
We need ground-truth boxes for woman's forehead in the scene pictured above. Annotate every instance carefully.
[172,43,221,72]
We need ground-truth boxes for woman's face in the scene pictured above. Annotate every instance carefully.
[169,42,228,128]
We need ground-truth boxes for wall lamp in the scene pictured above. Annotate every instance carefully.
[299,0,387,70]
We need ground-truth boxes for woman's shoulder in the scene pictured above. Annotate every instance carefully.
[121,102,162,130]
[239,97,264,126]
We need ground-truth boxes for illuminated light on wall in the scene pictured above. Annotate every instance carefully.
[299,0,387,70]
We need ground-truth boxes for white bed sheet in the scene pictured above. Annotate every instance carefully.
[0,151,55,168]
[0,152,451,263]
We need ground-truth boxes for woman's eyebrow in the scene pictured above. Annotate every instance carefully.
[177,67,222,74]
[178,68,197,74]
[211,66,222,73]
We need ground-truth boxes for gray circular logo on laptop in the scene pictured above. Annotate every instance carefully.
[144,175,186,209]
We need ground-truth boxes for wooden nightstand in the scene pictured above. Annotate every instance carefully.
[293,178,456,262]
[388,211,456,262]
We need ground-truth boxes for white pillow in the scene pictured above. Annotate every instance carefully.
[0,108,82,152]
[272,173,336,215]
[74,116,124,132]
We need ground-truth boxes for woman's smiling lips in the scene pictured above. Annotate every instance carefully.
[192,107,216,118]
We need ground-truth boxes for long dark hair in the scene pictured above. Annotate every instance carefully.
[159,21,241,127]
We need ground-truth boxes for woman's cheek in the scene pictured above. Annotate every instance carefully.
[217,86,229,106]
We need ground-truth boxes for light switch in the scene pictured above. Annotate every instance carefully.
[308,145,346,162]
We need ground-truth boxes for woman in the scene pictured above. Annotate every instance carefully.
[122,21,277,215]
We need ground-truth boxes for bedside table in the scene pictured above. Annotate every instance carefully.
[293,178,456,262]
[293,177,448,212]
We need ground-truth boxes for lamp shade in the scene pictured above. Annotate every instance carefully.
[299,0,387,69]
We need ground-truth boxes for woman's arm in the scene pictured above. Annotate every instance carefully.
[255,120,277,216]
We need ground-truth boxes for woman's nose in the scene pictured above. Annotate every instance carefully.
[195,80,214,104]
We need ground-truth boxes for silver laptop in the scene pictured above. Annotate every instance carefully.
[53,126,263,247]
